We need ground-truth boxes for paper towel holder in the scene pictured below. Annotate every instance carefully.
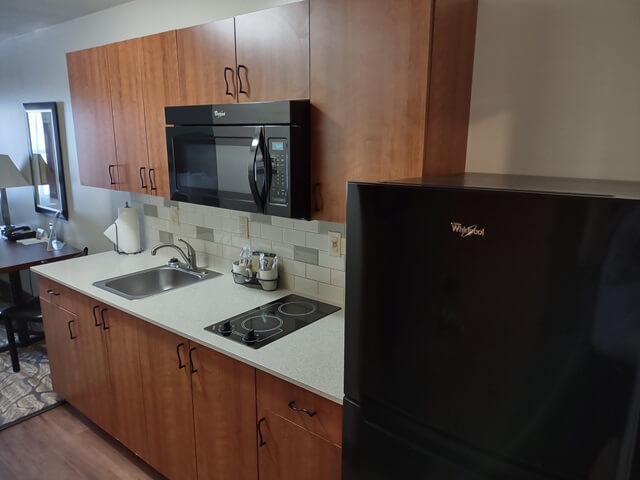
[113,221,143,255]
[113,202,143,255]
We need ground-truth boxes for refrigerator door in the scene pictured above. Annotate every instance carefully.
[342,399,550,480]
[345,182,640,480]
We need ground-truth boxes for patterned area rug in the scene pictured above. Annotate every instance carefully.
[0,327,62,431]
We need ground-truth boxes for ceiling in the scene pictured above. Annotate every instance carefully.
[0,0,134,43]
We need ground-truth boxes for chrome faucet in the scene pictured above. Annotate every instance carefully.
[151,238,198,271]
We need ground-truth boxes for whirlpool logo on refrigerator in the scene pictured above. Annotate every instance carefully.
[451,222,485,238]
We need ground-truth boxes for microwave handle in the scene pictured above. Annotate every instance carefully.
[248,127,267,210]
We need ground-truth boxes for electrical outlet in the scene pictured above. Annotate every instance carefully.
[328,231,341,257]
[239,216,249,238]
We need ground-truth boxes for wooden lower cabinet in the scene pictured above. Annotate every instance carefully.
[190,345,258,480]
[73,298,113,433]
[258,413,342,480]
[40,298,82,404]
[99,307,148,458]
[39,277,343,480]
[138,322,197,480]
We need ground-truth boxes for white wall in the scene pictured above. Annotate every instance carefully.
[0,0,294,253]
[466,0,640,179]
[2,0,640,256]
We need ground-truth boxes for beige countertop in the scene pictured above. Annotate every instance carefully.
[31,251,344,404]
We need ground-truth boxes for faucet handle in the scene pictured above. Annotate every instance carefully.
[177,238,195,254]
[177,238,197,268]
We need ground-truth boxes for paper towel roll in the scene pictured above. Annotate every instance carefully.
[104,205,141,253]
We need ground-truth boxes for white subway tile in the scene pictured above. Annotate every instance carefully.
[271,216,295,229]
[330,270,345,288]
[306,264,331,283]
[205,242,223,256]
[279,273,295,290]
[232,234,251,248]
[281,259,306,277]
[294,276,318,297]
[260,224,284,242]
[318,283,344,305]
[319,251,345,271]
[203,215,223,230]
[157,206,171,220]
[306,232,328,252]
[271,241,294,259]
[248,221,260,237]
[180,209,204,226]
[214,230,231,245]
[283,228,305,246]
[223,245,239,260]
[223,217,241,234]
[250,238,272,252]
[178,224,197,238]
[293,219,319,233]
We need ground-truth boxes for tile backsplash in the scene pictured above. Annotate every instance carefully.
[129,194,346,305]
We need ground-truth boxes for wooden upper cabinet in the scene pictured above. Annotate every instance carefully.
[105,38,150,194]
[177,18,237,105]
[309,0,477,222]
[141,31,179,197]
[66,46,118,190]
[235,0,309,102]
[138,322,197,480]
[190,345,258,480]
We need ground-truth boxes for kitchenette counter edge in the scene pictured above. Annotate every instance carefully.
[31,251,344,404]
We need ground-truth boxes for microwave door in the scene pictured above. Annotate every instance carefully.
[167,126,262,213]
[248,127,268,211]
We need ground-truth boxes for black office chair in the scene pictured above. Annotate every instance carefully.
[1,247,88,372]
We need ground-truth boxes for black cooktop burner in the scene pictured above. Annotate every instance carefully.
[205,294,341,349]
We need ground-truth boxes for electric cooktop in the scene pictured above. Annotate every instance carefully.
[205,294,341,349]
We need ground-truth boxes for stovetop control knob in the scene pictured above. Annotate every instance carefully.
[243,328,257,344]
[220,321,232,336]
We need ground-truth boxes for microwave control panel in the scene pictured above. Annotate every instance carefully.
[268,139,288,205]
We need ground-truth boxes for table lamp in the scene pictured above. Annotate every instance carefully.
[0,154,30,228]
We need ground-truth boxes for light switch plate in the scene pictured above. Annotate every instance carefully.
[328,231,341,257]
[239,216,249,239]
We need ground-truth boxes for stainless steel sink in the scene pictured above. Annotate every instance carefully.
[93,265,221,300]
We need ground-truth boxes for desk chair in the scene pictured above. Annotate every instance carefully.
[1,247,88,372]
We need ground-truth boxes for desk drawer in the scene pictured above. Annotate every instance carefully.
[37,276,79,314]
[257,370,342,446]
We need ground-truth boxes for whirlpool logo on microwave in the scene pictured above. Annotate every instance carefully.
[451,222,485,238]
[214,110,226,118]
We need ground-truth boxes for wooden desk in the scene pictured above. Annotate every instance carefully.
[0,237,80,276]
[0,237,80,345]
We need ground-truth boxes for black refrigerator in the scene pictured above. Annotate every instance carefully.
[343,174,640,480]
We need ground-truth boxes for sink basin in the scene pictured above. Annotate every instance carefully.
[93,265,221,300]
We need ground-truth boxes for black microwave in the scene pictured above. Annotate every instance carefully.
[165,100,310,219]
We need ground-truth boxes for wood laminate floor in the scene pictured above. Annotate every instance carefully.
[0,404,163,479]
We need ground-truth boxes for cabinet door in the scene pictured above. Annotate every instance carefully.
[40,298,81,403]
[105,38,150,194]
[235,0,309,102]
[309,0,432,222]
[177,18,237,105]
[257,412,342,480]
[74,299,113,434]
[66,46,118,190]
[191,345,258,480]
[138,322,197,480]
[141,31,179,197]
[102,307,148,457]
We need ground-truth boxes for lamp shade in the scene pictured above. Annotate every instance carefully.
[0,154,29,188]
